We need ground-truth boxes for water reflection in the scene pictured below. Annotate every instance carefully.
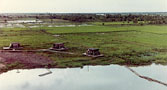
[0,64,167,90]
[126,66,167,86]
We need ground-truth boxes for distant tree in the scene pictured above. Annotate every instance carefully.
[133,19,138,24]
[35,16,39,23]
[4,19,7,23]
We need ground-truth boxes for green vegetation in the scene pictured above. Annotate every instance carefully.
[1,24,167,67]
[90,21,148,25]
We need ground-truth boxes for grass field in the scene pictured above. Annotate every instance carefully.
[1,24,167,68]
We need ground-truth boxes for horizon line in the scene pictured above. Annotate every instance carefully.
[0,11,167,14]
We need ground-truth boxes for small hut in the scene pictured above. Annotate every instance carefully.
[9,43,21,49]
[3,42,23,50]
[50,43,68,51]
[83,48,104,57]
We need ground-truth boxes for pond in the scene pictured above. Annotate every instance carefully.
[0,23,92,28]
[0,64,166,90]
[7,20,42,24]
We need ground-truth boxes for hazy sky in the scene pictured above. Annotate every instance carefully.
[0,0,166,13]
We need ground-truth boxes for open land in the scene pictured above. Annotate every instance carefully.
[0,13,167,71]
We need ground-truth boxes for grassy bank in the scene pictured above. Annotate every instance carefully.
[0,25,167,68]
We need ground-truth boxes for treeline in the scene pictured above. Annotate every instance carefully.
[36,14,167,24]
[1,13,167,24]
[54,14,167,24]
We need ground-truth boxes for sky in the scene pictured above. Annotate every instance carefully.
[0,0,166,13]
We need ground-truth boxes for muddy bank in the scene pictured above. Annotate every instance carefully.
[0,52,54,70]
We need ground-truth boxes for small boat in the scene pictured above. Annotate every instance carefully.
[39,69,52,77]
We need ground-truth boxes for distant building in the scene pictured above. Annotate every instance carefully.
[50,43,68,51]
[83,48,104,57]
[3,42,23,50]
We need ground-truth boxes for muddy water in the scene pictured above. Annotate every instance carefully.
[0,64,166,90]
[0,23,92,28]
[0,19,92,28]
[7,20,42,23]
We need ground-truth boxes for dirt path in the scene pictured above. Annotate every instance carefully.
[0,49,75,55]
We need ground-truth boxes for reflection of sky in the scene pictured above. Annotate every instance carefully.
[0,64,167,90]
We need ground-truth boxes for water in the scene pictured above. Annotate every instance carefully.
[7,20,42,24]
[0,19,92,28]
[0,64,167,90]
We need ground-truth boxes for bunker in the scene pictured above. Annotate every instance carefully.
[3,43,23,50]
[50,43,68,51]
[83,48,104,57]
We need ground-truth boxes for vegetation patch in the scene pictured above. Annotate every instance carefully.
[0,20,167,69]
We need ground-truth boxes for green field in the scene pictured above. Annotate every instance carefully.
[1,24,167,67]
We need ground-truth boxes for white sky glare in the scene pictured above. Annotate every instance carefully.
[0,0,166,13]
